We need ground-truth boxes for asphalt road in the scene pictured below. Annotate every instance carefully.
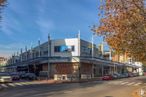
[0,76,146,97]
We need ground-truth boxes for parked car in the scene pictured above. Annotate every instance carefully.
[128,72,134,77]
[111,74,118,79]
[102,75,113,80]
[120,73,127,78]
[10,72,20,80]
[19,72,27,79]
[133,73,139,77]
[22,73,37,80]
[122,73,129,78]
[113,73,121,78]
[0,72,12,83]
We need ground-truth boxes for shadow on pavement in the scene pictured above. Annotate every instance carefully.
[105,96,113,97]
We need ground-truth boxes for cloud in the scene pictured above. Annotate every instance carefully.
[35,0,54,41]
[0,43,25,58]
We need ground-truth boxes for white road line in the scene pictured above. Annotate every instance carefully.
[127,82,135,85]
[8,83,16,87]
[120,82,129,85]
[14,83,23,86]
[114,81,124,84]
[118,81,124,83]
[1,84,8,88]
[64,91,73,93]
[19,82,29,85]
[134,83,142,86]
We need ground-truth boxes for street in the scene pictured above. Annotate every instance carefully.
[0,76,146,97]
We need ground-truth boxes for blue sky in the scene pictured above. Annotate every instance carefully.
[0,0,104,57]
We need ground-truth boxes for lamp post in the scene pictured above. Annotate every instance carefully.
[38,39,41,57]
[48,33,51,79]
[91,33,94,58]
[77,30,81,80]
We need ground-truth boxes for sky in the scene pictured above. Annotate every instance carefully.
[0,0,104,58]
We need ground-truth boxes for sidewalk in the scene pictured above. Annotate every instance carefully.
[32,77,102,84]
[132,87,146,97]
[132,89,141,97]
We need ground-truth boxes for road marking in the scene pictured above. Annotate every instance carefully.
[114,81,124,84]
[134,83,142,86]
[1,84,8,88]
[64,91,73,93]
[120,82,129,85]
[14,83,23,86]
[19,82,30,85]
[8,83,16,87]
[127,82,135,85]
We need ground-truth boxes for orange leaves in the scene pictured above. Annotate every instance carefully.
[0,0,6,6]
[94,0,146,61]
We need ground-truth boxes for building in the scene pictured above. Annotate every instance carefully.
[103,50,143,75]
[0,57,7,72]
[5,35,140,81]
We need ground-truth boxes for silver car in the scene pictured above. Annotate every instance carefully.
[0,73,12,83]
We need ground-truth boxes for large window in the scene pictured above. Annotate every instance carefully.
[54,45,75,52]
[81,46,92,55]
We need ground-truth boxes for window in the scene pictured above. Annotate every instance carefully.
[54,45,75,52]
[71,46,75,51]
[43,51,48,55]
[81,46,92,55]
[54,46,60,52]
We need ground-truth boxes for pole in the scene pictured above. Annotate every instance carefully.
[92,33,94,58]
[38,39,41,57]
[25,46,27,60]
[78,30,81,80]
[48,33,51,79]
[109,47,112,60]
[20,48,23,62]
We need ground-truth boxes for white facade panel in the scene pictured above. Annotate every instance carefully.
[51,38,79,57]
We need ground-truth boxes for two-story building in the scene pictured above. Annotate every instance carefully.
[5,35,140,81]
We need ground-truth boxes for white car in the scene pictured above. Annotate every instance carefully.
[0,73,12,83]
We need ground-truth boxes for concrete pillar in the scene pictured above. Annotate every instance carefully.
[109,66,112,74]
[92,64,95,78]
[101,64,104,76]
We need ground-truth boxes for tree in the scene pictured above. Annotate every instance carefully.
[93,0,146,62]
[0,0,6,21]
[0,0,6,5]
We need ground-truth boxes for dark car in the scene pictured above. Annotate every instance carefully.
[10,72,20,80]
[23,73,37,80]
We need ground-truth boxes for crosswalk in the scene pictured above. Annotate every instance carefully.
[0,82,38,89]
[106,81,143,87]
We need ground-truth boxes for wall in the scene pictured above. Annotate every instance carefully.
[51,38,79,57]
[80,39,99,57]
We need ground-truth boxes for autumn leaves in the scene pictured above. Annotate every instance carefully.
[93,0,146,61]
